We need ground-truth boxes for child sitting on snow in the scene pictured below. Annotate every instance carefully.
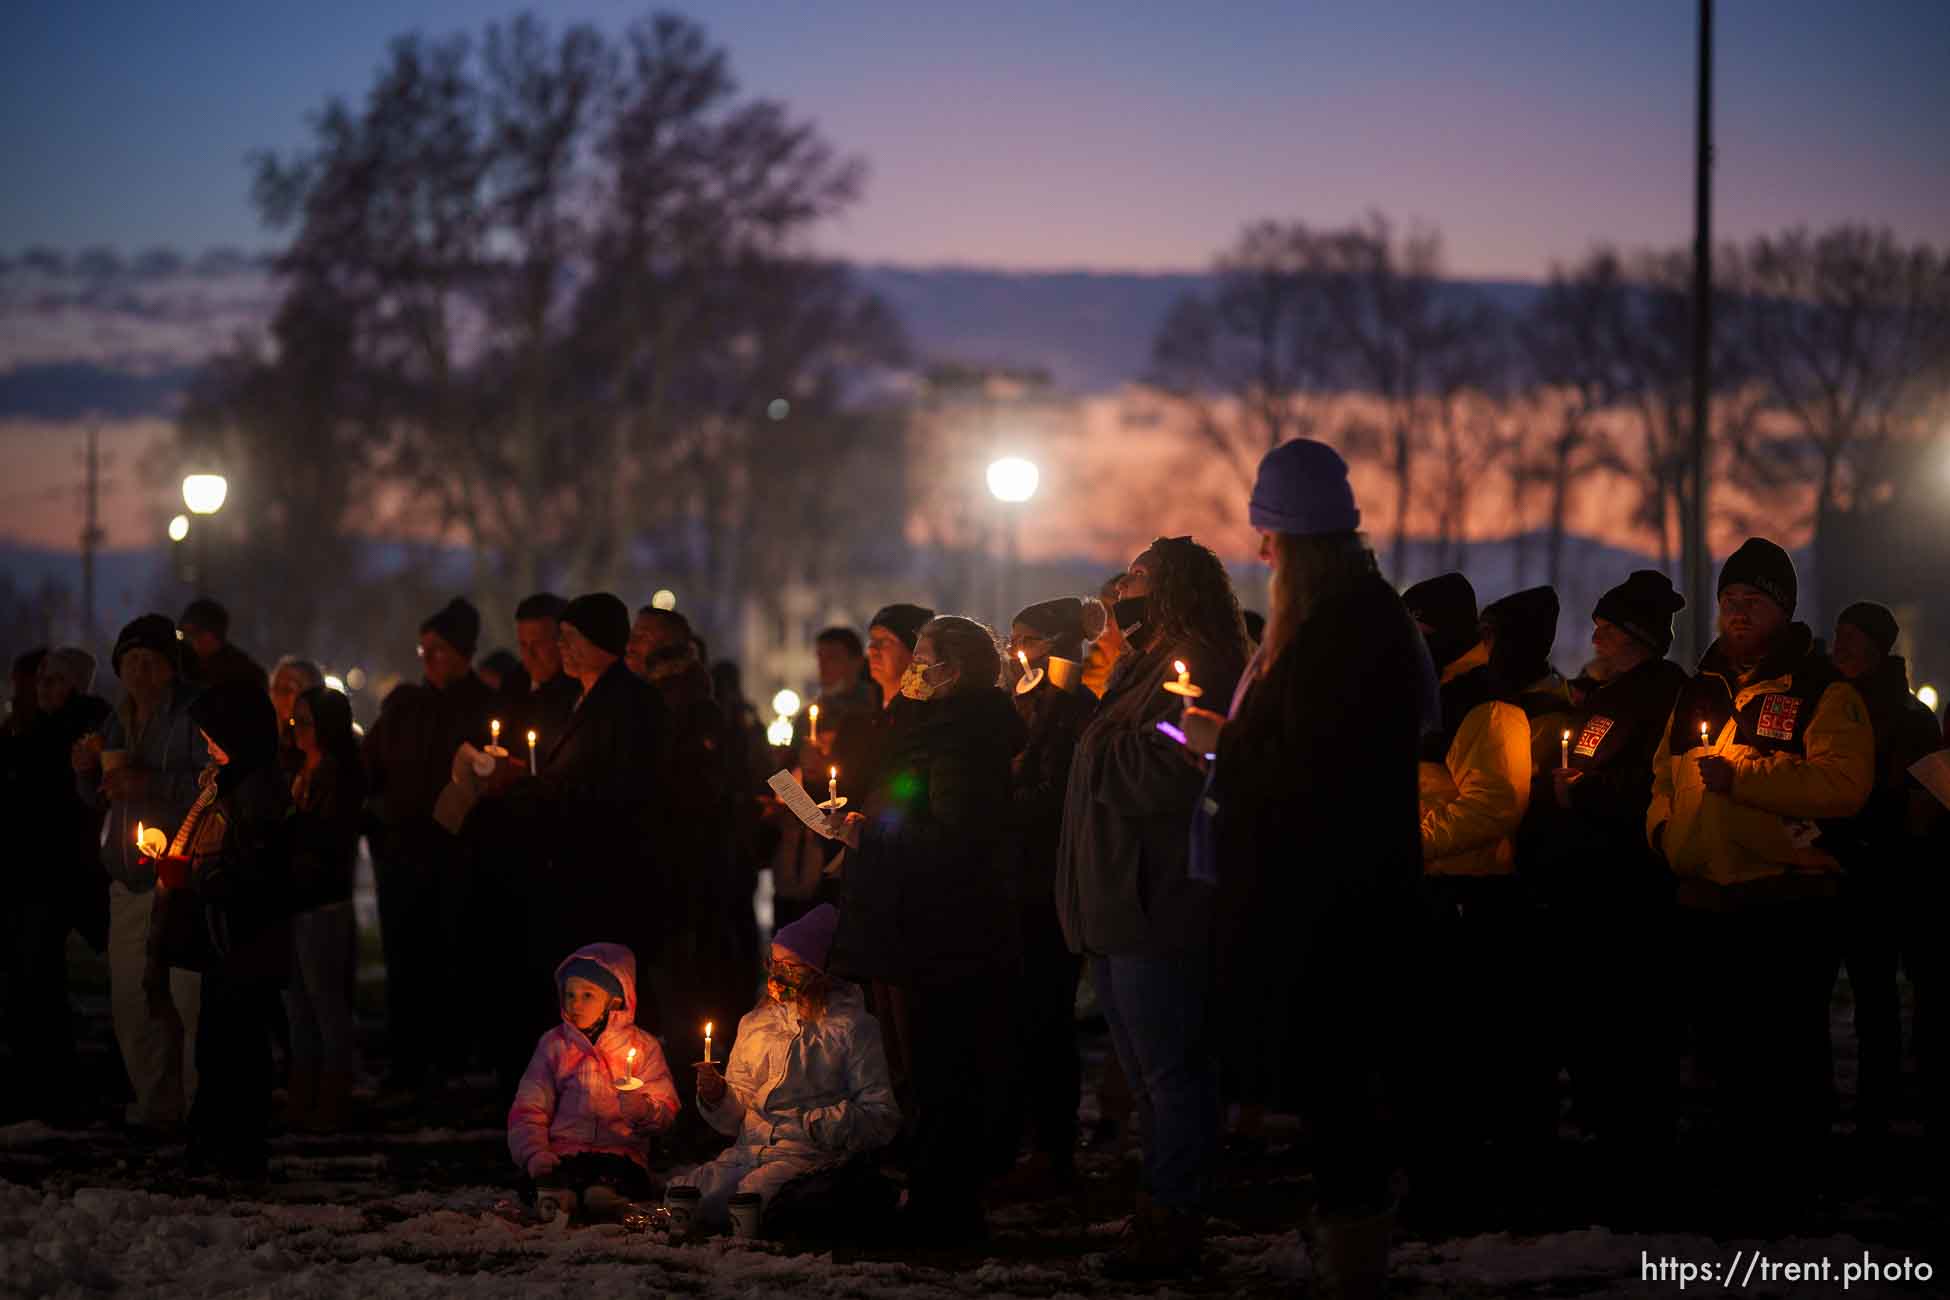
[668,905,900,1232]
[507,942,679,1207]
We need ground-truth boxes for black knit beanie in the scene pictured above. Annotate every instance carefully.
[869,604,935,652]
[1013,597,1087,662]
[1593,569,1687,654]
[1482,585,1560,689]
[111,614,182,678]
[420,597,481,658]
[1402,573,1479,670]
[559,593,631,659]
[1837,601,1899,656]
[1717,538,1797,617]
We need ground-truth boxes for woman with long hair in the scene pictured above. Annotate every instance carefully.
[285,685,366,1130]
[1055,535,1248,1280]
[1180,440,1429,1298]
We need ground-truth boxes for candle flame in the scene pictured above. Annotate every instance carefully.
[627,1047,636,1064]
[829,766,837,780]
[527,730,537,744]
[1174,660,1187,675]
[136,821,144,845]
[1562,729,1572,741]
[491,718,500,738]
[1018,650,1030,668]
[704,1021,713,1036]
[808,704,818,718]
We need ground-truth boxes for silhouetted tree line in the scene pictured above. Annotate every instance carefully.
[174,10,907,660]
[1148,215,1950,630]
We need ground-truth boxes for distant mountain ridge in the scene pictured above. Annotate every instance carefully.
[0,255,1546,412]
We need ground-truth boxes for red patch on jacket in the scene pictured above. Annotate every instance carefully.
[1573,717,1614,758]
[1755,694,1802,742]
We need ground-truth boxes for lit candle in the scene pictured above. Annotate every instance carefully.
[703,1021,714,1065]
[527,729,538,774]
[828,765,839,806]
[1560,728,1571,770]
[1699,721,1711,751]
[626,1046,637,1080]
[808,703,819,745]
[1014,649,1045,696]
[1162,659,1203,698]
[491,718,501,747]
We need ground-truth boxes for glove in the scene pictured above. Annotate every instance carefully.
[527,1152,561,1180]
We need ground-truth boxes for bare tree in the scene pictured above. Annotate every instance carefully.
[1726,225,1950,621]
[1311,213,1481,584]
[1144,221,1329,494]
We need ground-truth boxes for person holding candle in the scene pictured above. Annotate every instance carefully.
[1054,537,1248,1279]
[826,615,1025,1245]
[1646,538,1873,1173]
[672,905,900,1236]
[1521,569,1689,1172]
[165,679,297,1181]
[72,614,210,1134]
[507,942,678,1210]
[1187,439,1425,1296]
[999,597,1096,1189]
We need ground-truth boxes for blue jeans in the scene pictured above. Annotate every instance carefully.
[1091,953,1217,1210]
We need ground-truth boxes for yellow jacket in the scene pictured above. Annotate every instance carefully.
[1420,643,1533,876]
[1647,635,1874,909]
[1081,639,1121,699]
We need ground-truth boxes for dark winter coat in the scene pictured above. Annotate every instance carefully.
[518,671,584,752]
[1055,635,1246,959]
[1836,655,1942,867]
[11,691,110,907]
[830,686,1027,987]
[163,764,295,980]
[1009,678,1096,906]
[363,672,496,865]
[288,753,366,911]
[1517,655,1689,903]
[1210,576,1425,1107]
[188,641,271,695]
[491,662,672,949]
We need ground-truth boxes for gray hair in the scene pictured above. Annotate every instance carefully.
[272,656,325,691]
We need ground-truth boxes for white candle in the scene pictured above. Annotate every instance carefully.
[1699,721,1711,751]
[828,766,839,806]
[491,718,501,747]
[626,1046,637,1080]
[808,704,819,745]
[1176,660,1190,690]
[1560,728,1571,770]
[703,1021,714,1065]
[1162,659,1203,698]
[527,729,538,774]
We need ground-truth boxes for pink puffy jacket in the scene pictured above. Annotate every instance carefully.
[507,942,679,1174]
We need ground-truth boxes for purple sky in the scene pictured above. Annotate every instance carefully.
[2,0,1946,278]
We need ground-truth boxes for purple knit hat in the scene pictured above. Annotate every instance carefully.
[773,904,839,971]
[1249,439,1361,536]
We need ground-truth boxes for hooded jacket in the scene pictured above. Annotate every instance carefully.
[1056,634,1247,957]
[829,685,1026,985]
[507,942,679,1173]
[1419,641,1533,877]
[1647,623,1874,909]
[698,980,900,1160]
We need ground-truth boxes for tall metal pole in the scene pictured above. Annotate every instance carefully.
[1686,0,1715,659]
[80,424,103,649]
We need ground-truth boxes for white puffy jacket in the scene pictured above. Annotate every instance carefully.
[699,981,900,1158]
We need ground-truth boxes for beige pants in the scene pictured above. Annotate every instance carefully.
[108,881,201,1127]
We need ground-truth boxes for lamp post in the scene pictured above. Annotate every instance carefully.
[182,473,227,588]
[985,456,1039,622]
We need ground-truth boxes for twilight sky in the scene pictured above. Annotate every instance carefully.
[2,0,1946,278]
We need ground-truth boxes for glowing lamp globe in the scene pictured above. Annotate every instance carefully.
[1919,684,1940,714]
[771,688,802,719]
[766,716,795,747]
[182,474,228,515]
[651,589,678,611]
[986,457,1039,504]
[167,514,190,542]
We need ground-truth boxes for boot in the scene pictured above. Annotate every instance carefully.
[1102,1196,1203,1281]
[1306,1203,1396,1300]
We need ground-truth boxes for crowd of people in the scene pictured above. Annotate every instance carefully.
[3,440,1946,1292]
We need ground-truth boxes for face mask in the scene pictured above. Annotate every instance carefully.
[1112,595,1149,637]
[898,661,939,701]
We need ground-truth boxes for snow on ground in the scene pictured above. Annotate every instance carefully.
[2,1117,1942,1300]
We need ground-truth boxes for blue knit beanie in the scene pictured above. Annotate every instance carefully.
[1248,439,1361,536]
[558,958,624,1004]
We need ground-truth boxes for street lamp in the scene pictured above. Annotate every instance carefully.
[181,473,226,588]
[986,456,1039,620]
[182,474,227,515]
[167,514,190,542]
